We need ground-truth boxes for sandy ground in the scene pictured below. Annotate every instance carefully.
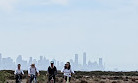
[6,79,27,83]
[2,71,138,83]
[6,77,138,83]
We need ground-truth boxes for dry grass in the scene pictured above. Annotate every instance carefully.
[1,70,138,83]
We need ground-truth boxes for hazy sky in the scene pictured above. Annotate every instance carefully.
[0,0,138,71]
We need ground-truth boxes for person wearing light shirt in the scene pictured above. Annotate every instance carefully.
[14,64,24,83]
[28,63,40,83]
[61,62,75,83]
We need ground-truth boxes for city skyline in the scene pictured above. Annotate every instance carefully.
[0,52,104,71]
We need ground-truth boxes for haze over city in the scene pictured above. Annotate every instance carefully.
[0,53,104,71]
[0,0,138,71]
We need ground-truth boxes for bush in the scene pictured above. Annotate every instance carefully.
[80,80,88,83]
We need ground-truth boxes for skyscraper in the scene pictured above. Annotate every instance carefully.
[57,61,59,68]
[40,56,43,61]
[0,53,2,61]
[16,55,22,64]
[75,54,78,65]
[99,58,104,70]
[29,57,33,65]
[99,58,103,66]
[0,53,2,68]
[83,52,87,66]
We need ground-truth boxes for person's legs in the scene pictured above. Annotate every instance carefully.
[53,76,56,83]
[63,76,67,83]
[20,75,22,81]
[30,76,33,83]
[15,75,18,83]
[48,76,52,83]
[69,77,71,82]
[20,75,22,79]
[35,76,37,83]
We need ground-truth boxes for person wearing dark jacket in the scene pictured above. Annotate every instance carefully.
[47,61,57,83]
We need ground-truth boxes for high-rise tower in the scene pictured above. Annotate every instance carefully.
[83,52,87,66]
[75,54,78,65]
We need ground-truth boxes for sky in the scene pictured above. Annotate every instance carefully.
[0,0,138,71]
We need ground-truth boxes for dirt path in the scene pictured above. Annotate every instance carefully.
[7,79,27,83]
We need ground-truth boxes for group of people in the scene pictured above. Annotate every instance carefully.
[14,61,75,83]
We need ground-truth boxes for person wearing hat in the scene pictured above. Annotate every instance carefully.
[47,61,57,83]
[61,62,75,83]
[28,63,40,83]
[14,64,24,83]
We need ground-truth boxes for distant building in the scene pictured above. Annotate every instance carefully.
[69,59,74,69]
[99,58,102,66]
[2,57,15,70]
[40,56,43,61]
[33,59,37,65]
[59,62,64,70]
[16,55,28,70]
[0,53,105,71]
[57,61,59,68]
[0,53,2,62]
[29,57,33,65]
[70,59,74,65]
[16,55,22,64]
[0,53,2,70]
[99,58,104,70]
[44,57,50,69]
[83,52,87,66]
[0,53,2,60]
[75,54,78,65]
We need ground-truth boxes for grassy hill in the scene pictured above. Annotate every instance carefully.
[1,70,138,83]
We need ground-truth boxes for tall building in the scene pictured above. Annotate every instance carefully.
[16,55,22,64]
[29,57,33,65]
[2,57,15,70]
[99,58,103,66]
[83,52,87,66]
[0,53,2,69]
[75,54,78,65]
[40,56,43,61]
[0,53,2,62]
[0,53,1,59]
[99,58,104,70]
[57,61,59,68]
[70,59,73,65]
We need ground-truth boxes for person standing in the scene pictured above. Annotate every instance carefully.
[14,64,24,83]
[47,61,57,83]
[61,62,75,83]
[28,63,40,83]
